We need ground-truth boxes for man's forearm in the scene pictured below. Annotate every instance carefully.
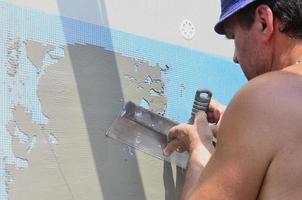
[180,145,214,200]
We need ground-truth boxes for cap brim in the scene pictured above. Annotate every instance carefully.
[214,19,227,35]
[214,0,257,35]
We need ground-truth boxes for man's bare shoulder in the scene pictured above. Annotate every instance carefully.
[233,67,301,106]
[235,67,302,199]
[220,67,302,148]
[238,67,302,100]
[208,68,302,199]
[187,67,302,200]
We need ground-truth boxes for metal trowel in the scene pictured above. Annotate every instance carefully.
[106,89,212,169]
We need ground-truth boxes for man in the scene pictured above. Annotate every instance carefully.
[164,0,302,199]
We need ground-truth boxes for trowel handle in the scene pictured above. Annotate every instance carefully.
[189,89,212,124]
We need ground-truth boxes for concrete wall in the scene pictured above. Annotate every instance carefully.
[0,1,246,200]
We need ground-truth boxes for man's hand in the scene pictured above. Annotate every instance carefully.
[207,99,226,138]
[207,99,225,124]
[163,111,215,200]
[163,111,215,157]
[163,99,225,156]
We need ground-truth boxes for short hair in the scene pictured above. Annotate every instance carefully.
[237,0,302,39]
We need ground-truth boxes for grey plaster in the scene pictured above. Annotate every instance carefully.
[36,42,182,199]
[6,121,16,135]
[116,56,166,114]
[37,43,145,200]
[6,39,184,199]
[26,40,54,68]
[9,105,72,200]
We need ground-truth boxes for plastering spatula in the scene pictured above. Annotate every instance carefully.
[106,89,212,169]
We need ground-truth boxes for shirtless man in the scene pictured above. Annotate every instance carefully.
[164,0,302,199]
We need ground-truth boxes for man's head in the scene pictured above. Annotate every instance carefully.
[215,0,302,80]
[215,0,302,38]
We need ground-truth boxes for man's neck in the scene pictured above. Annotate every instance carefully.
[273,36,302,70]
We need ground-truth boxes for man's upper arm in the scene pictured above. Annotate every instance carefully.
[190,81,279,200]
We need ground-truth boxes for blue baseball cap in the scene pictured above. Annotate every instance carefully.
[214,0,258,34]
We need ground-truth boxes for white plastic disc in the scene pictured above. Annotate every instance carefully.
[179,19,195,40]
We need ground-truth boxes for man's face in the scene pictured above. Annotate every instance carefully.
[223,15,269,80]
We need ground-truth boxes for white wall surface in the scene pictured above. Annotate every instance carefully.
[8,0,235,59]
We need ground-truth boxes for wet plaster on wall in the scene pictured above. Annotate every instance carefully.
[0,31,182,199]
[8,105,73,200]
[6,36,178,199]
[36,44,107,200]
[33,42,177,199]
[26,40,54,68]
[6,44,75,200]
[8,105,39,159]
[116,56,167,115]
[36,43,143,199]
[114,55,185,199]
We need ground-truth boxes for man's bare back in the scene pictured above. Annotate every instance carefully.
[257,65,302,199]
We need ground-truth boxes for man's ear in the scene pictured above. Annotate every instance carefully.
[254,5,274,43]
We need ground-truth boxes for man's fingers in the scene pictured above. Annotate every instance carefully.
[209,99,221,110]
[167,124,187,142]
[194,111,214,145]
[175,145,186,153]
[207,99,226,124]
[194,111,208,126]
[166,124,193,156]
[213,109,221,122]
[207,112,216,123]
[163,139,181,156]
[210,124,219,138]
[207,108,221,123]
[167,126,178,142]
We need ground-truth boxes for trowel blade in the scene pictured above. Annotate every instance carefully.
[106,101,188,169]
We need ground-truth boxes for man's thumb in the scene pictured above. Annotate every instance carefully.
[194,111,208,126]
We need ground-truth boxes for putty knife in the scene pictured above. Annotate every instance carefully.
[106,89,212,169]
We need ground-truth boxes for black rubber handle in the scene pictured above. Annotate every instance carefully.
[189,89,212,124]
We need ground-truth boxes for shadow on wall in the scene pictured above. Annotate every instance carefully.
[56,0,184,199]
[56,0,147,199]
